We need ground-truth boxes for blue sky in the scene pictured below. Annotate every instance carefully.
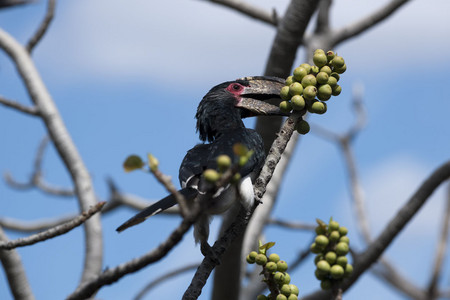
[1,1,449,299]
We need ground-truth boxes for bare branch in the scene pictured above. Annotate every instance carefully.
[4,136,76,197]
[0,227,35,300]
[267,218,315,231]
[0,27,103,284]
[0,215,75,233]
[26,0,56,53]
[0,95,39,116]
[134,263,199,300]
[0,202,105,250]
[151,167,189,217]
[66,207,200,300]
[314,0,332,34]
[0,0,33,9]
[204,0,278,26]
[331,0,411,46]
[426,182,450,298]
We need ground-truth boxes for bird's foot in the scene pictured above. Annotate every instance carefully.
[201,242,220,264]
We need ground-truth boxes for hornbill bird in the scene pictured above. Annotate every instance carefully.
[116,76,285,254]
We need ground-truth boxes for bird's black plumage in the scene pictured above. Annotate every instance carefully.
[116,76,284,251]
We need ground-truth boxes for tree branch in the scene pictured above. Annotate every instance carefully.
[0,227,35,300]
[0,27,103,285]
[303,160,450,299]
[182,113,304,300]
[205,0,278,26]
[426,182,450,298]
[331,0,411,46]
[134,263,200,300]
[0,202,105,250]
[0,95,39,116]
[26,0,56,53]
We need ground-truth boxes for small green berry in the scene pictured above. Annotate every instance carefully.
[246,254,255,264]
[303,85,317,101]
[339,236,350,245]
[293,67,308,81]
[316,260,331,274]
[329,220,340,231]
[269,253,280,263]
[280,86,291,100]
[315,269,327,280]
[327,76,338,87]
[344,263,354,277]
[274,272,285,284]
[231,172,241,183]
[326,50,335,62]
[317,84,332,101]
[325,251,337,265]
[320,65,332,75]
[283,272,291,284]
[335,242,349,256]
[289,284,299,296]
[265,261,278,272]
[301,74,317,87]
[203,169,220,183]
[291,95,305,111]
[336,256,348,267]
[216,155,231,171]
[300,63,311,74]
[332,85,342,96]
[277,260,288,273]
[334,63,347,74]
[280,284,291,296]
[330,264,344,279]
[315,235,329,248]
[287,294,298,300]
[289,82,303,96]
[310,65,319,74]
[315,225,326,235]
[329,230,340,242]
[330,72,340,81]
[316,72,329,84]
[255,254,268,266]
[276,294,287,300]
[285,76,294,86]
[310,101,326,114]
[257,295,268,300]
[279,101,292,113]
[320,279,332,290]
[249,251,258,259]
[331,56,345,69]
[314,48,326,55]
[296,120,310,135]
[313,52,328,67]
[338,226,348,236]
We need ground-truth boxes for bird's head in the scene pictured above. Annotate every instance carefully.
[196,76,286,142]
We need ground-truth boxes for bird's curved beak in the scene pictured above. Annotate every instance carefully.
[236,76,288,116]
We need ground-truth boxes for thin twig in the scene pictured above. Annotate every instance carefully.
[205,0,278,26]
[331,0,411,46]
[0,95,40,115]
[267,218,316,231]
[26,0,56,53]
[0,202,105,250]
[134,263,200,300]
[151,168,189,217]
[426,182,450,298]
[3,136,75,197]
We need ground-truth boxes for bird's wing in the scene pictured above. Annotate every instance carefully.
[115,187,198,232]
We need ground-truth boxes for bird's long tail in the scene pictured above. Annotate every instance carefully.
[116,187,198,232]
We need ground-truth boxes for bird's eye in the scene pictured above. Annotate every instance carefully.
[227,83,244,93]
